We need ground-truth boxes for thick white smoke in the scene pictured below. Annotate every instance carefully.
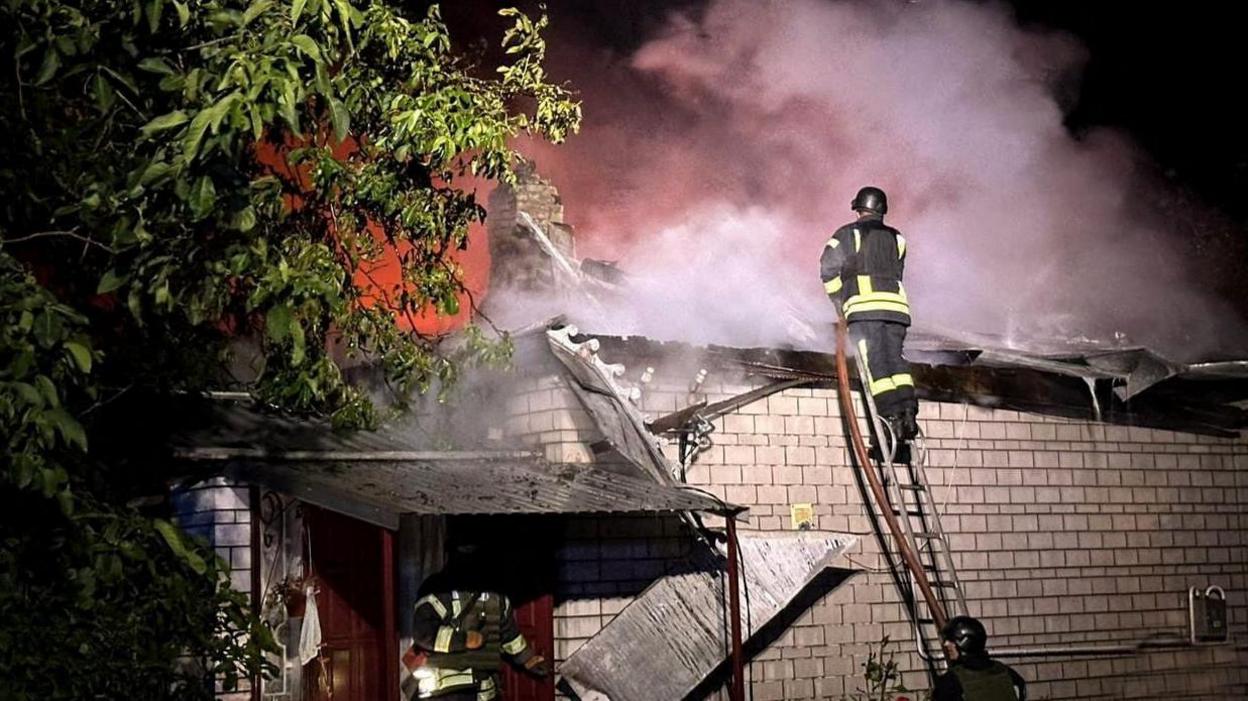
[507,0,1246,359]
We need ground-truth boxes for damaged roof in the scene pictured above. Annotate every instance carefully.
[220,455,737,530]
[505,207,1247,436]
[166,399,741,529]
[567,329,1248,437]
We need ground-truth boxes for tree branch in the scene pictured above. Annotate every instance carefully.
[2,230,116,252]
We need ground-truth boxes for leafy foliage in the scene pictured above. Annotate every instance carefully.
[0,0,579,694]
[841,635,913,701]
[0,493,276,699]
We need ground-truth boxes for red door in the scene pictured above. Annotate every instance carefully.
[500,592,556,701]
[306,507,398,701]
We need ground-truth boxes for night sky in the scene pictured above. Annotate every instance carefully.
[1010,2,1247,224]
[446,1,1248,334]
[545,0,1248,225]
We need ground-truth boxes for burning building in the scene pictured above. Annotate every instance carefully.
[169,168,1247,701]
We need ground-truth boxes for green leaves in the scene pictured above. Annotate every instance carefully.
[137,57,176,76]
[97,269,126,295]
[140,110,189,137]
[188,176,217,219]
[64,341,93,373]
[265,304,293,342]
[291,34,321,61]
[182,107,214,160]
[1,2,581,687]
[34,48,60,85]
[242,0,273,26]
[153,519,207,575]
[45,407,87,452]
[182,92,241,162]
[289,317,306,365]
[328,97,349,141]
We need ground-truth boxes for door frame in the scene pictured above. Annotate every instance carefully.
[381,527,399,701]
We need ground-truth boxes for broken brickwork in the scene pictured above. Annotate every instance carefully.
[487,163,576,294]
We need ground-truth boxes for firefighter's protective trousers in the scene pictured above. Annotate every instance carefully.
[849,321,915,418]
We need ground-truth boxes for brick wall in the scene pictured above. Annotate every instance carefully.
[173,477,255,700]
[174,477,254,595]
[504,359,1248,700]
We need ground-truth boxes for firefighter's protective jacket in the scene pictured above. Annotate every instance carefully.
[819,214,910,325]
[409,590,535,700]
[933,656,1027,700]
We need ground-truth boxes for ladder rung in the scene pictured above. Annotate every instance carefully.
[915,532,941,539]
[892,508,925,517]
[899,484,926,491]
[931,581,960,588]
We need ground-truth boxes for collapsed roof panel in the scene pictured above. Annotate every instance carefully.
[546,325,683,484]
[559,531,857,701]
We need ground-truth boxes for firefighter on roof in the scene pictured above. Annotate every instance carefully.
[820,186,920,441]
[403,548,548,700]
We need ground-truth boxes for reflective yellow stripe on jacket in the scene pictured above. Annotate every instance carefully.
[416,595,447,618]
[434,626,456,653]
[501,634,527,656]
[844,293,909,317]
[414,667,476,699]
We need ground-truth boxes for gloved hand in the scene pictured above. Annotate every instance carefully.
[523,655,550,677]
[465,631,485,650]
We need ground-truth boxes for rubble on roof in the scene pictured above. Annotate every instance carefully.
[576,332,1248,437]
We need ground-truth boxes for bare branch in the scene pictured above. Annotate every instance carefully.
[2,230,115,252]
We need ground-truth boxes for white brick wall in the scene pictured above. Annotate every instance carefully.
[511,366,1248,700]
[173,477,255,700]
[173,477,253,594]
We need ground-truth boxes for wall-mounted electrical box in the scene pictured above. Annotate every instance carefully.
[1189,585,1228,643]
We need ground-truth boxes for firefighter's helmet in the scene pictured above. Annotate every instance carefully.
[851,186,888,215]
[941,615,988,655]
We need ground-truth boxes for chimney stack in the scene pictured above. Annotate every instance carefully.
[486,162,576,294]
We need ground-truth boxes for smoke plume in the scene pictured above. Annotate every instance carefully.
[506,0,1245,360]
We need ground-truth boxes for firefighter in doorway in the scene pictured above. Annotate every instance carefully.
[820,186,920,441]
[403,549,549,700]
[933,616,1027,701]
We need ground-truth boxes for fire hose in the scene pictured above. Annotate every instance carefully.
[834,316,950,632]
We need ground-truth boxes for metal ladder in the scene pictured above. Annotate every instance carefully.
[850,347,968,665]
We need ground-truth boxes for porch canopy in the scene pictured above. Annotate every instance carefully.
[211,452,742,530]
[159,396,742,530]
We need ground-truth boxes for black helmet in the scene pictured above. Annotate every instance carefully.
[851,186,888,215]
[941,615,988,655]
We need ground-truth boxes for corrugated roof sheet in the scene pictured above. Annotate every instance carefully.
[224,455,738,529]
[546,326,679,484]
[560,531,858,701]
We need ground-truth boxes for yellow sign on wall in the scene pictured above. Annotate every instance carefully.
[790,503,815,530]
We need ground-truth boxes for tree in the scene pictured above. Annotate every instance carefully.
[0,0,580,695]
